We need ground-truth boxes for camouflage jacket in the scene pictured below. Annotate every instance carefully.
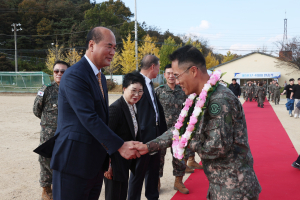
[155,84,187,129]
[269,84,275,93]
[245,85,253,93]
[147,85,261,200]
[263,84,267,92]
[273,85,282,95]
[33,82,59,128]
[255,86,265,97]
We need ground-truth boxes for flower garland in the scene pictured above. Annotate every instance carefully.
[172,70,224,159]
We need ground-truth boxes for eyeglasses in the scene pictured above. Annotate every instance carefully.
[131,90,144,96]
[174,66,193,80]
[53,69,66,74]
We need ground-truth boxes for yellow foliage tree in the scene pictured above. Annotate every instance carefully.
[105,51,121,80]
[222,51,236,63]
[185,38,202,52]
[65,48,82,66]
[45,44,65,72]
[120,34,137,74]
[205,52,219,69]
[138,34,160,62]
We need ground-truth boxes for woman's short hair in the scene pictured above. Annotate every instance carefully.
[123,71,145,88]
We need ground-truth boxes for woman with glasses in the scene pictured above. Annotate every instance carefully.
[33,60,70,200]
[104,71,145,200]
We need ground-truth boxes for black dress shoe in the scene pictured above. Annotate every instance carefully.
[292,162,300,170]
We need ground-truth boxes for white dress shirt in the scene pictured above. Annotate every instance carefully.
[140,73,158,121]
[85,54,101,76]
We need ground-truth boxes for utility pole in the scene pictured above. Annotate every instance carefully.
[134,0,138,71]
[11,23,22,72]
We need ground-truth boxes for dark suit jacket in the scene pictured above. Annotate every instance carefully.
[50,56,124,179]
[136,77,167,143]
[108,97,139,182]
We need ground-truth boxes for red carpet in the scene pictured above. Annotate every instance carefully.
[171,99,300,200]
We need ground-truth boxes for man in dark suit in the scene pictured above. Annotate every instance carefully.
[128,55,167,200]
[50,27,141,200]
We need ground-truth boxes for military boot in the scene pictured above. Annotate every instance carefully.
[261,104,264,108]
[174,176,189,194]
[187,156,203,169]
[184,159,194,173]
[42,186,53,200]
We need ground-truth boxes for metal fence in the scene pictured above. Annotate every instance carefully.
[0,71,51,93]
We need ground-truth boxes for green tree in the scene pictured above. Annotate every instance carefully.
[105,51,121,80]
[159,36,180,70]
[138,35,160,62]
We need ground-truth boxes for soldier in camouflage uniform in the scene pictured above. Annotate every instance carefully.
[267,82,273,101]
[133,45,261,200]
[155,64,202,194]
[270,80,276,102]
[245,83,253,102]
[255,83,265,108]
[33,61,69,200]
[273,82,282,105]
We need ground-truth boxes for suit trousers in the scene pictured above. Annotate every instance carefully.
[104,177,128,200]
[128,125,161,200]
[52,169,104,200]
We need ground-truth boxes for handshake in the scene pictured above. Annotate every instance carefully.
[118,141,149,160]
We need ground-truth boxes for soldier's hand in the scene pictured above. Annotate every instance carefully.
[118,141,142,160]
[129,143,149,155]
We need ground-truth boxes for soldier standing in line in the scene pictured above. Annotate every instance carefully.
[255,82,265,108]
[268,82,273,101]
[155,64,203,194]
[254,82,259,102]
[33,61,70,200]
[245,82,253,102]
[263,81,268,99]
[242,83,247,100]
[273,82,282,105]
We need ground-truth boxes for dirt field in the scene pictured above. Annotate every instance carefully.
[0,94,298,200]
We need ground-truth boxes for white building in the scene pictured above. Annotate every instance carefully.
[210,52,300,86]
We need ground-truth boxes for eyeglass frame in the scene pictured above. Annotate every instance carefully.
[173,65,194,80]
[53,69,66,74]
[130,90,144,96]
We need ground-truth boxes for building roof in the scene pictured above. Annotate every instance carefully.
[209,52,278,71]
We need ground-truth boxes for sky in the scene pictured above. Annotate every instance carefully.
[95,0,300,56]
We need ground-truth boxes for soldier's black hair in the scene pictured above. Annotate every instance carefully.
[164,64,172,71]
[169,45,206,73]
[232,78,236,81]
[53,60,70,69]
[140,55,159,70]
[123,71,145,89]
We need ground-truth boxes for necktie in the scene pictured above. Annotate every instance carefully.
[97,73,105,99]
[150,81,160,121]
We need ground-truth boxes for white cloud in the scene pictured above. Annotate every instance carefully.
[185,32,222,40]
[189,20,210,32]
[268,34,283,42]
[258,37,266,41]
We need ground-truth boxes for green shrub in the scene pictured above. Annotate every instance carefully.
[106,79,116,91]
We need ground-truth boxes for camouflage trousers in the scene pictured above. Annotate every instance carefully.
[159,147,195,177]
[257,95,264,106]
[274,94,280,104]
[271,93,274,101]
[39,126,56,187]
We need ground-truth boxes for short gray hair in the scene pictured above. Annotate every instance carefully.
[140,55,159,70]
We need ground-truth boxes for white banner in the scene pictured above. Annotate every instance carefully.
[234,72,281,79]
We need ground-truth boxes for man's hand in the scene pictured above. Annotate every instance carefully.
[129,143,149,155]
[104,166,113,180]
[238,96,240,98]
[118,141,141,160]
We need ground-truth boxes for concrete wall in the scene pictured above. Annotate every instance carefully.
[214,53,300,86]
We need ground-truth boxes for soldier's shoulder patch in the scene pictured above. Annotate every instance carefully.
[159,85,165,88]
[208,102,222,116]
[37,90,44,96]
[46,83,52,87]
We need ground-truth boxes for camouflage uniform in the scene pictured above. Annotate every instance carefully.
[255,86,265,107]
[33,82,59,187]
[253,85,258,101]
[267,84,273,101]
[273,85,282,104]
[270,84,275,101]
[245,85,253,101]
[147,85,261,200]
[241,85,246,99]
[263,84,267,97]
[155,84,193,177]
